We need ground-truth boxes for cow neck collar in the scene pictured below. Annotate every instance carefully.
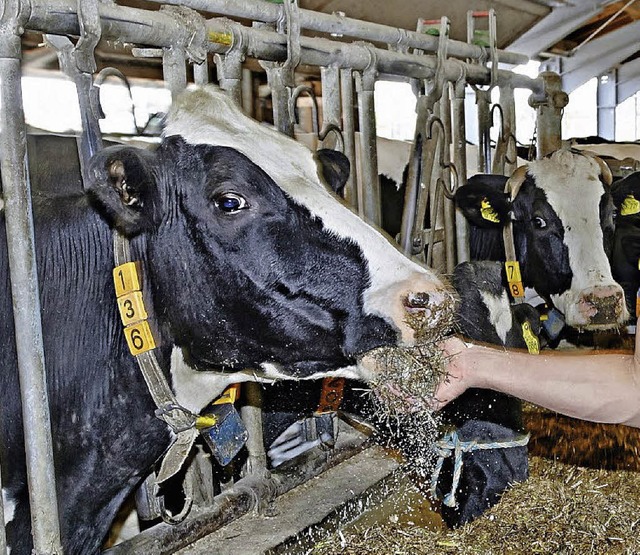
[112,230,199,484]
[503,167,527,306]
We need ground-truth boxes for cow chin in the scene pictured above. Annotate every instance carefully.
[552,284,629,331]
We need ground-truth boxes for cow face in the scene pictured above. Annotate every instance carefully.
[456,149,626,330]
[89,86,454,384]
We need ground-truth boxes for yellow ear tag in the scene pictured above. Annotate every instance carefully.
[480,197,500,223]
[521,321,540,354]
[621,195,640,216]
[213,383,241,405]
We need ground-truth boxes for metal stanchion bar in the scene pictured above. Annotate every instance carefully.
[0,50,63,555]
[356,66,381,227]
[340,69,357,210]
[144,0,528,66]
[451,80,470,264]
[163,46,188,100]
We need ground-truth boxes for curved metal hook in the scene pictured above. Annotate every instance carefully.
[490,103,506,137]
[94,67,141,135]
[290,84,319,136]
[439,162,459,200]
[318,123,344,153]
[427,115,445,141]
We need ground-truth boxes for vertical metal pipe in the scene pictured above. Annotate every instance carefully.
[264,66,295,137]
[340,68,358,210]
[240,383,267,473]
[476,88,491,173]
[534,72,567,158]
[439,85,456,274]
[500,83,518,176]
[320,66,340,150]
[451,80,470,263]
[214,51,243,106]
[356,69,381,226]
[241,68,254,117]
[0,55,63,553]
[193,59,209,86]
[163,46,187,100]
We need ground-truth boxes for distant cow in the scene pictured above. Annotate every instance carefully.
[1,86,456,554]
[456,149,627,331]
[431,150,629,526]
[374,135,526,239]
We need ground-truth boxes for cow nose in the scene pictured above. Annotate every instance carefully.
[372,273,457,345]
[401,288,457,343]
[576,285,626,327]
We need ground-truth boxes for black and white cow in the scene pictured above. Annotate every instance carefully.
[0,86,456,554]
[434,260,539,527]
[430,150,628,527]
[456,149,628,331]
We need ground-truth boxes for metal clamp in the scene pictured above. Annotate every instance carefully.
[213,20,246,104]
[160,5,207,65]
[424,17,450,105]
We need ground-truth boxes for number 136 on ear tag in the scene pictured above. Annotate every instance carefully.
[505,261,525,298]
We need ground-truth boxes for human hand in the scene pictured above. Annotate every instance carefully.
[431,335,471,411]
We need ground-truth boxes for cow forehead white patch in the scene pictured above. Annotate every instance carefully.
[163,86,443,317]
[527,150,614,292]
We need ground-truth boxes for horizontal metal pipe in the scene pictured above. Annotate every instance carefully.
[23,0,542,94]
[144,0,529,66]
[208,19,544,93]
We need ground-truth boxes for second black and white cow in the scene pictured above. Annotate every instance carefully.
[434,260,539,527]
[431,150,627,527]
[456,149,627,331]
[0,86,456,554]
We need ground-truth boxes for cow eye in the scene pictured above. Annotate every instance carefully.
[214,193,248,213]
[533,216,547,229]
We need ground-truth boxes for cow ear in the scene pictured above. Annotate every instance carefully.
[611,173,640,217]
[316,149,350,195]
[454,175,511,228]
[88,145,158,236]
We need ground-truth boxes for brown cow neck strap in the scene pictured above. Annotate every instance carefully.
[112,230,198,484]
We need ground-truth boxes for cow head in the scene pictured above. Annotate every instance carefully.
[88,86,454,390]
[456,149,627,330]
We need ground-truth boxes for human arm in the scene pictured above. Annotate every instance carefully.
[433,331,640,428]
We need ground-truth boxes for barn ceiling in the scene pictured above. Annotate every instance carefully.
[20,0,640,100]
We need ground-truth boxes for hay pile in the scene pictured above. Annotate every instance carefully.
[312,456,640,555]
[363,295,457,483]
[523,404,640,471]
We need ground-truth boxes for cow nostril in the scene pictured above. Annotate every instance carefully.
[404,292,431,310]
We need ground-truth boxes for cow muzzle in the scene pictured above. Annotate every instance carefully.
[562,284,628,330]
